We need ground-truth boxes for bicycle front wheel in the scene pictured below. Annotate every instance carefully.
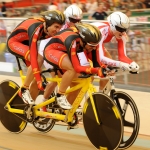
[0,80,27,133]
[83,93,123,150]
[113,91,140,149]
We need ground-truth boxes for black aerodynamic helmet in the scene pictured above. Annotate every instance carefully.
[75,23,101,45]
[41,10,65,28]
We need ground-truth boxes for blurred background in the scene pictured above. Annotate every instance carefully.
[0,0,150,91]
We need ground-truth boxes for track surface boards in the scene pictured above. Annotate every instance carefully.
[0,123,150,150]
[0,75,150,150]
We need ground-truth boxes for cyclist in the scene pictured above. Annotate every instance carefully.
[38,4,82,70]
[29,4,83,107]
[88,11,140,93]
[43,23,109,109]
[7,10,65,104]
[38,4,82,61]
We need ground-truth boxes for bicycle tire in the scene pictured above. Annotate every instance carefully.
[113,91,140,149]
[33,118,55,133]
[33,92,56,133]
[83,93,123,150]
[0,80,27,133]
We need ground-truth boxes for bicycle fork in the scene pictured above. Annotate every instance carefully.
[87,85,101,125]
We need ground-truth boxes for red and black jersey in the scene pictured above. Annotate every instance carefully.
[44,28,80,58]
[7,18,49,82]
[44,28,99,74]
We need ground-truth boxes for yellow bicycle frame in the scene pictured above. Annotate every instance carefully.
[5,70,101,124]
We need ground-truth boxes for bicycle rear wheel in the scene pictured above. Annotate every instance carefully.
[0,80,27,133]
[112,91,140,149]
[83,93,123,150]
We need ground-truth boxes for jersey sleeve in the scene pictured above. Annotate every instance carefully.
[117,35,133,64]
[69,40,99,74]
[28,24,43,82]
[97,37,121,67]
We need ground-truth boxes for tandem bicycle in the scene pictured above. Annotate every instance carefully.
[0,57,124,150]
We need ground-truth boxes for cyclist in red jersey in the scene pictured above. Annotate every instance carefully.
[43,23,109,109]
[29,4,83,105]
[7,10,65,104]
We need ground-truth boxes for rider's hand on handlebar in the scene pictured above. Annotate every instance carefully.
[119,61,139,73]
[105,67,116,76]
[98,68,116,77]
[119,62,130,71]
[97,67,115,77]
[128,61,139,73]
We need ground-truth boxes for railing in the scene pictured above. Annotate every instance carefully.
[4,7,150,19]
[0,17,150,91]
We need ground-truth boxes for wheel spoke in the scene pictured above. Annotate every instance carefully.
[114,98,123,114]
[122,102,128,117]
[124,120,134,128]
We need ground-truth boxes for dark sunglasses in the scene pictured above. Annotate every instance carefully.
[69,17,81,23]
[115,26,127,33]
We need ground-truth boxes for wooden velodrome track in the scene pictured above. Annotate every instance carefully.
[0,122,150,150]
[0,75,150,150]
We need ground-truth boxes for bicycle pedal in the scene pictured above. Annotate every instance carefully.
[67,125,79,130]
[67,126,71,130]
[24,105,34,122]
[37,117,46,122]
[53,104,63,114]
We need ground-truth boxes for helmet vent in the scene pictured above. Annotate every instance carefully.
[45,16,51,20]
[117,14,122,26]
[79,32,85,38]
